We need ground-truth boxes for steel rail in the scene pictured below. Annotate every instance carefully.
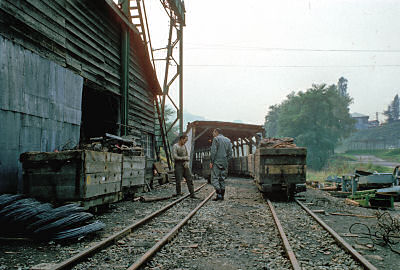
[50,183,207,270]
[295,198,378,270]
[266,199,301,270]
[127,190,215,270]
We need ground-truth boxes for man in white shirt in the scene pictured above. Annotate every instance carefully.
[172,134,197,198]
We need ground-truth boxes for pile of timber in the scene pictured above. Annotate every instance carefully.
[259,137,298,148]
[81,133,143,155]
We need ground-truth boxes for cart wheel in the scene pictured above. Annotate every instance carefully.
[286,184,295,201]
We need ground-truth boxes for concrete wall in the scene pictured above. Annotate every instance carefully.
[0,36,83,193]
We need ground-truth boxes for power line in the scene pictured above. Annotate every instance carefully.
[185,45,400,53]
[185,64,400,68]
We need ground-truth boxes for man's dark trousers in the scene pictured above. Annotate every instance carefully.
[174,161,194,195]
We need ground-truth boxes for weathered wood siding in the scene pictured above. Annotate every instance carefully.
[0,0,156,138]
[0,0,122,94]
[0,0,157,192]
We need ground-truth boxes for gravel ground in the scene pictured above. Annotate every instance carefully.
[301,188,400,270]
[143,177,291,270]
[271,200,363,270]
[1,177,398,270]
[0,181,207,270]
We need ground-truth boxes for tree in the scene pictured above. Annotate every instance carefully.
[164,105,179,146]
[393,94,399,120]
[264,84,354,170]
[337,77,348,97]
[383,94,399,123]
[264,105,281,137]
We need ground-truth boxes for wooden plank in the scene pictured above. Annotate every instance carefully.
[65,21,107,64]
[24,173,79,200]
[128,106,155,121]
[22,161,78,174]
[122,161,146,169]
[25,0,65,28]
[106,152,123,163]
[66,0,121,53]
[128,88,155,108]
[264,164,306,175]
[1,1,66,47]
[127,120,155,134]
[257,147,307,156]
[85,172,122,185]
[84,178,121,198]
[122,169,145,179]
[61,2,121,75]
[72,0,121,41]
[0,15,66,66]
[65,35,106,70]
[85,161,122,174]
[20,150,82,162]
[128,106,155,123]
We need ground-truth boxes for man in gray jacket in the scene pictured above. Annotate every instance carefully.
[210,128,232,201]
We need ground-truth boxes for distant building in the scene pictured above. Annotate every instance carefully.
[351,112,369,130]
[368,120,380,128]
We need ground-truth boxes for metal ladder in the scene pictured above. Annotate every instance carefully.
[127,0,172,168]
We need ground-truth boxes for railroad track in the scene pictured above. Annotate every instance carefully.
[46,183,212,270]
[267,198,378,270]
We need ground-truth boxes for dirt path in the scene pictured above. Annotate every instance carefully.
[352,155,399,169]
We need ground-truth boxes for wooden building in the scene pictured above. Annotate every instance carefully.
[0,0,162,192]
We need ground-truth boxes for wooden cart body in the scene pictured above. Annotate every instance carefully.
[21,150,146,209]
[254,147,307,195]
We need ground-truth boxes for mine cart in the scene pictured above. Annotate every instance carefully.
[240,156,248,176]
[255,147,307,199]
[20,150,123,209]
[201,155,211,183]
[122,155,146,192]
[248,154,255,177]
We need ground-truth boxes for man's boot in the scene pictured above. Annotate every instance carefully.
[212,190,221,201]
[220,189,225,200]
[190,193,199,199]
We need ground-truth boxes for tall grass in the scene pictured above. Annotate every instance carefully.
[307,155,393,182]
[346,149,400,163]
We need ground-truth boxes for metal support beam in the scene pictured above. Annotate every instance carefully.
[178,25,183,134]
[193,128,210,142]
[120,1,130,136]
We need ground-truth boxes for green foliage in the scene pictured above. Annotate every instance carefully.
[383,94,399,123]
[265,84,354,170]
[164,105,179,147]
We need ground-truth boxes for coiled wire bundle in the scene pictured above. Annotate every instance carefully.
[349,210,400,255]
[0,194,105,241]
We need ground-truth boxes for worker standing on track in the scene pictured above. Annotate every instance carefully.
[172,134,197,198]
[210,128,233,201]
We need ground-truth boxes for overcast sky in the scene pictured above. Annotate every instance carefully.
[144,0,400,125]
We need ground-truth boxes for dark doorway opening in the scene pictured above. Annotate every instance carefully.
[80,87,120,142]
